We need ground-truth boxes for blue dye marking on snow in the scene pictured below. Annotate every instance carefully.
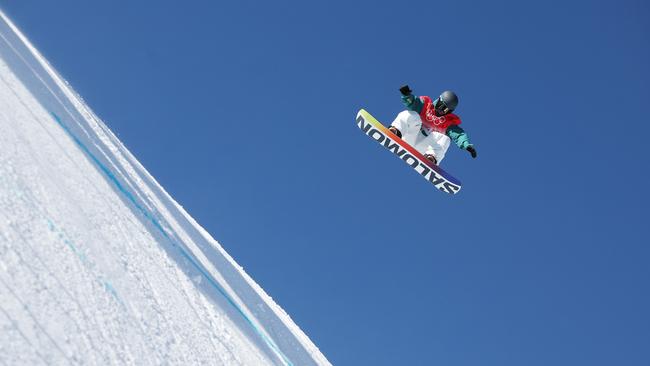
[50,112,293,366]
[46,218,124,306]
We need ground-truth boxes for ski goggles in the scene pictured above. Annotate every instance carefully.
[434,97,451,115]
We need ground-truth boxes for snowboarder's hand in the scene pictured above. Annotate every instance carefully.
[399,85,412,96]
[467,146,477,158]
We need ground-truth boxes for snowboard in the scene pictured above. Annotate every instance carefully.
[356,109,462,195]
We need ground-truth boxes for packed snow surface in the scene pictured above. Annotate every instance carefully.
[0,11,330,366]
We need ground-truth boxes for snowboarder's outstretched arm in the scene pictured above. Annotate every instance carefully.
[447,125,477,158]
[399,85,424,113]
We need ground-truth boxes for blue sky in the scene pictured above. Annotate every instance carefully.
[2,1,649,365]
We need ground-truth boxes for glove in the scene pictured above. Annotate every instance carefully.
[466,146,477,158]
[399,85,412,96]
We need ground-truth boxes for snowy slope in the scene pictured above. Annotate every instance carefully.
[0,11,330,366]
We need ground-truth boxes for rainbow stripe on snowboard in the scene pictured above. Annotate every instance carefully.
[356,109,462,195]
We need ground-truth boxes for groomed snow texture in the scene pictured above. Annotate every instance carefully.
[0,11,330,366]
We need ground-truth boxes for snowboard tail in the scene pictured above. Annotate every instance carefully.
[356,109,462,194]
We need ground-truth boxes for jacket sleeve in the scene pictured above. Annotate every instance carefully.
[401,93,424,114]
[446,125,473,150]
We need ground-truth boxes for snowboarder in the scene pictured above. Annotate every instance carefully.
[388,85,477,165]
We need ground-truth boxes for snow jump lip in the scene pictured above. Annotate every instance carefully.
[356,109,462,195]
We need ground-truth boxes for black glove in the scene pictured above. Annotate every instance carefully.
[466,146,477,158]
[399,85,412,96]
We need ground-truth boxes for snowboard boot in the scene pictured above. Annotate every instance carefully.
[388,126,402,138]
[424,154,438,165]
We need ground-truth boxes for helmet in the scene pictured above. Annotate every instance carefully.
[435,90,459,115]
